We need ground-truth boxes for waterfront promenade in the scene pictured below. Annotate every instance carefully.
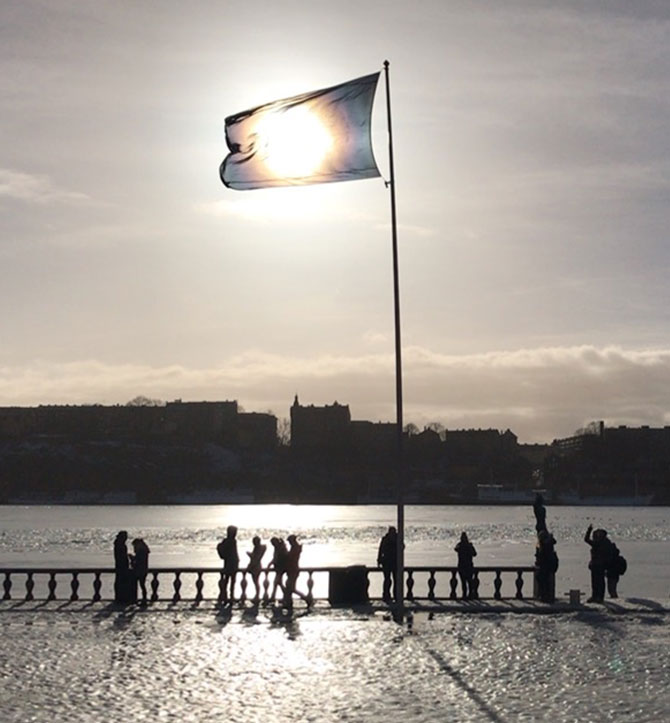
[1,598,669,722]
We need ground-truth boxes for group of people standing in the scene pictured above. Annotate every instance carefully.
[533,493,626,604]
[113,506,627,607]
[215,525,309,607]
[113,531,151,605]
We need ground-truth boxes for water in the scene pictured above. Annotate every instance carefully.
[1,505,669,722]
[0,504,668,597]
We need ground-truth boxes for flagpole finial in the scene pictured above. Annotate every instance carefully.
[384,59,390,68]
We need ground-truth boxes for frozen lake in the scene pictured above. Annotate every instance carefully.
[0,504,668,597]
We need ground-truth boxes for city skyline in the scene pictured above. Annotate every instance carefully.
[3,2,670,443]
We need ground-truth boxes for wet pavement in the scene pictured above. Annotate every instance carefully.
[1,599,669,722]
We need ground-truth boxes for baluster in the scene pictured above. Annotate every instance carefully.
[172,572,182,602]
[218,571,225,603]
[2,572,11,601]
[150,572,159,602]
[406,570,414,601]
[25,572,35,601]
[262,570,270,605]
[449,570,458,600]
[471,570,480,600]
[47,572,57,601]
[194,572,204,603]
[306,571,314,605]
[427,571,436,600]
[239,572,247,604]
[515,570,524,599]
[92,572,102,602]
[493,570,502,600]
[70,572,80,601]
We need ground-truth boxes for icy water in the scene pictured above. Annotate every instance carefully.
[0,505,669,722]
[0,504,668,596]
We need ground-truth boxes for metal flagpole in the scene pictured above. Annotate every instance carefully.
[383,60,405,624]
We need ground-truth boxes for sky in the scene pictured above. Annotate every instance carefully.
[2,0,670,443]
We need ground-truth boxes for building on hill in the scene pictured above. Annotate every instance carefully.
[350,420,397,459]
[0,400,244,446]
[444,428,518,462]
[237,412,277,451]
[290,396,351,453]
[549,421,670,500]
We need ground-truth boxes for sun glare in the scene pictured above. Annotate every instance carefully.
[256,106,333,179]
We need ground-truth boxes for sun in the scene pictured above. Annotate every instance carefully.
[255,106,334,179]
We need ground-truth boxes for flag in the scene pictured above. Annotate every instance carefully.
[220,72,381,190]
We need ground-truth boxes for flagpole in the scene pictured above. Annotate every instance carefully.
[383,60,405,624]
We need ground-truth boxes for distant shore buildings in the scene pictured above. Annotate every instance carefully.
[0,397,668,504]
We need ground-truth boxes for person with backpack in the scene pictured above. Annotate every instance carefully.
[584,524,619,602]
[605,537,626,599]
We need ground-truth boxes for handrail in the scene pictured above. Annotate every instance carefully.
[0,565,538,603]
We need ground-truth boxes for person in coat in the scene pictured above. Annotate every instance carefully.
[377,526,398,603]
[455,531,477,600]
[217,525,239,604]
[130,537,150,606]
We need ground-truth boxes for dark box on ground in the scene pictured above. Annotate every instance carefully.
[328,565,369,605]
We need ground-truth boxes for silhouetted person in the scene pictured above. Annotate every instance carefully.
[284,534,310,608]
[246,535,267,603]
[269,537,288,601]
[455,531,477,600]
[533,493,547,533]
[377,526,398,603]
[534,530,558,603]
[584,524,613,602]
[130,537,150,606]
[217,525,239,604]
[113,530,135,604]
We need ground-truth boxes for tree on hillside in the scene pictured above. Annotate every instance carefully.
[126,396,165,407]
[277,417,291,446]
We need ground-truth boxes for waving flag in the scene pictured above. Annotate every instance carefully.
[220,73,381,190]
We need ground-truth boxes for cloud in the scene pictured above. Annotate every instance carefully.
[0,169,92,205]
[3,345,670,442]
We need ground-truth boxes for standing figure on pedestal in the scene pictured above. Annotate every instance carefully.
[533,493,547,533]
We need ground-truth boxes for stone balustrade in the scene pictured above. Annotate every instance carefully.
[0,566,537,604]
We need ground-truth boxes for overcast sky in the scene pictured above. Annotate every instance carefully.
[2,0,670,442]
